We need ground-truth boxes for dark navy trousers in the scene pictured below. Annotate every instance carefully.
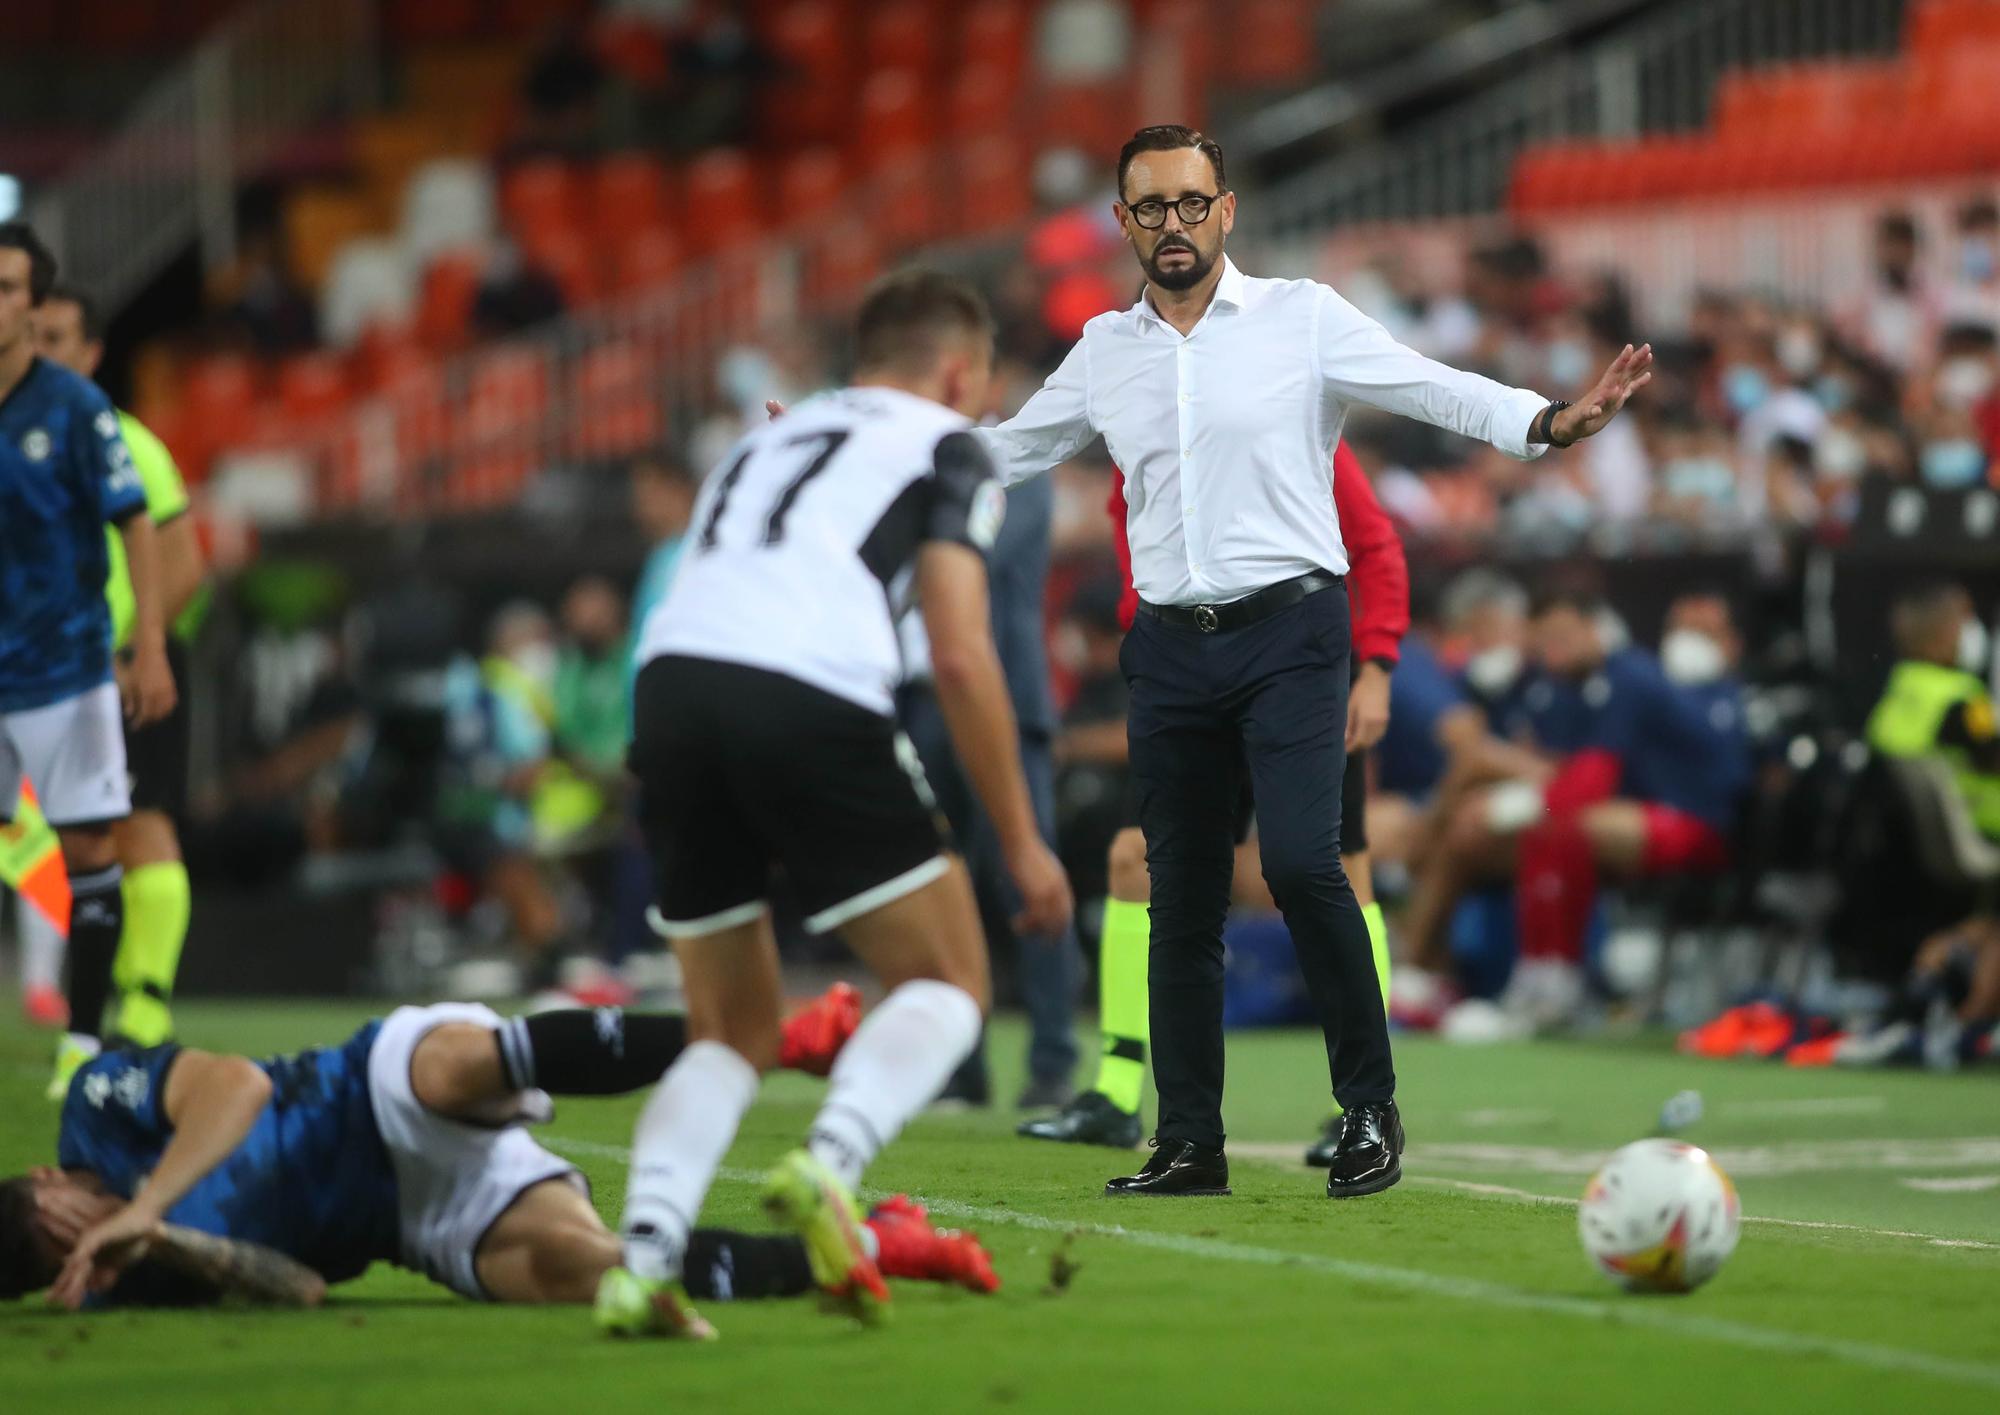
[1124,582,1394,1150]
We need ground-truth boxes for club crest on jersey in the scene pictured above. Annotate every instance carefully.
[968,479,1006,551]
[20,429,50,461]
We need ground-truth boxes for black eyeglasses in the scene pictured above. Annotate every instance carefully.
[1126,193,1220,230]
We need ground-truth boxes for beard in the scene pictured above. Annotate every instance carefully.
[1143,236,1218,292]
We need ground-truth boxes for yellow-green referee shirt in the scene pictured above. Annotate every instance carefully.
[104,411,203,649]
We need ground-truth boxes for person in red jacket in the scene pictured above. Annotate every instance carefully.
[1021,441,1409,1159]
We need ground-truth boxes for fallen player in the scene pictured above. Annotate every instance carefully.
[0,989,997,1327]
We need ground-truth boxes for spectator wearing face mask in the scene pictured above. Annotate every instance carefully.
[1840,210,1944,375]
[1918,323,1998,490]
[1943,197,2000,338]
[1867,582,2000,842]
[1435,590,1751,1039]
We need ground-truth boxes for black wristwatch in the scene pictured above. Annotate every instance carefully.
[1532,399,1574,447]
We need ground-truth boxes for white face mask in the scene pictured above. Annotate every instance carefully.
[1464,643,1523,696]
[1959,619,1992,676]
[1661,629,1728,685]
[1814,426,1867,481]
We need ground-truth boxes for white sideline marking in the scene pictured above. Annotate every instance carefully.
[1900,1176,2000,1194]
[546,1136,2000,1393]
[1393,1137,2000,1178]
[1406,1176,2000,1252]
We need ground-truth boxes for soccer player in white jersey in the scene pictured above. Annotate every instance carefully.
[604,271,1074,1338]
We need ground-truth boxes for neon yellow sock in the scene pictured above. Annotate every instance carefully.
[1091,897,1150,1114]
[1364,901,1391,1011]
[112,861,191,1047]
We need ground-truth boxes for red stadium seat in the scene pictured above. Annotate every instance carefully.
[181,355,262,470]
[610,228,686,294]
[569,342,662,460]
[959,0,1028,85]
[500,159,583,244]
[1908,0,2000,59]
[802,221,880,310]
[453,346,550,506]
[870,154,941,248]
[524,229,604,307]
[683,150,764,255]
[775,148,848,231]
[591,154,672,244]
[948,62,1020,141]
[855,69,932,172]
[276,353,351,429]
[415,250,486,353]
[955,135,1032,234]
[1220,0,1316,87]
[761,1,853,146]
[1034,80,1135,156]
[866,0,939,75]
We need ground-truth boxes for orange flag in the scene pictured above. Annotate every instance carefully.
[1,779,70,932]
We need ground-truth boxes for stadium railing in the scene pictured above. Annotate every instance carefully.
[29,0,377,315]
[1252,0,1909,237]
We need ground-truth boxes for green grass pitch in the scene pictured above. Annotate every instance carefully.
[4,999,1998,1413]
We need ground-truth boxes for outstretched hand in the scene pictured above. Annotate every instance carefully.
[765,399,786,421]
[1552,343,1653,445]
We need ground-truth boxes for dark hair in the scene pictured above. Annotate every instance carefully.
[41,283,102,341]
[0,1176,54,1301]
[852,269,994,375]
[1116,124,1227,200]
[1877,211,1919,245]
[1530,583,1606,620]
[1959,197,1998,230]
[0,222,58,304]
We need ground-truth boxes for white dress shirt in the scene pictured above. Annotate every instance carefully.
[976,257,1550,606]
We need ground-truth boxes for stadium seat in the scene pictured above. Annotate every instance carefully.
[871,154,941,248]
[415,249,486,352]
[451,345,550,506]
[960,0,1029,84]
[400,159,498,268]
[1908,0,2000,59]
[523,228,604,308]
[683,150,764,256]
[866,0,939,75]
[855,70,933,173]
[1035,0,1133,83]
[591,153,672,244]
[955,135,1032,234]
[276,352,351,429]
[802,220,880,309]
[500,159,583,246]
[285,186,381,294]
[775,149,848,231]
[610,229,685,294]
[321,238,417,350]
[181,355,262,475]
[761,1,853,146]
[569,341,662,460]
[1220,0,1316,87]
[402,46,524,117]
[1034,80,1134,155]
[948,62,1020,141]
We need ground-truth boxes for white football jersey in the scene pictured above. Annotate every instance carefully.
[638,386,1006,716]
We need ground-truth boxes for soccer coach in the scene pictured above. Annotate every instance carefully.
[975,125,1652,1199]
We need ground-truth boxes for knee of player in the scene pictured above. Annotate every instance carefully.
[1107,828,1150,902]
[1259,847,1344,902]
[410,1025,507,1115]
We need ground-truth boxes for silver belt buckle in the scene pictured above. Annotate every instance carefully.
[1193,604,1219,633]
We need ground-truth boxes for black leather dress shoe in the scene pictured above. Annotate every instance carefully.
[1018,1091,1143,1148]
[1105,1138,1231,1197]
[1302,1114,1343,1168]
[1325,1101,1404,1198]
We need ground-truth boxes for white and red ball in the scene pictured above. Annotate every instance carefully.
[1578,1138,1741,1293]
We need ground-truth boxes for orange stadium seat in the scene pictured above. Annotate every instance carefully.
[415,250,486,352]
[591,154,672,244]
[949,62,1020,141]
[501,160,583,243]
[570,342,662,460]
[955,135,1032,234]
[285,186,380,293]
[855,69,932,172]
[276,352,351,429]
[867,0,939,75]
[610,229,686,294]
[776,149,848,230]
[959,0,1029,84]
[761,1,853,146]
[683,151,764,255]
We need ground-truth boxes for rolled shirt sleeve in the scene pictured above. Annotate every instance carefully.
[1315,285,1549,461]
[974,338,1095,487]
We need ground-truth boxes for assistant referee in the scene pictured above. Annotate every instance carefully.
[976,125,1652,1198]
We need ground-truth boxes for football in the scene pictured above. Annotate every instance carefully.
[1577,1138,1742,1294]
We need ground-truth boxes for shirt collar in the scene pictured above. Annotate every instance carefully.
[1132,256,1247,331]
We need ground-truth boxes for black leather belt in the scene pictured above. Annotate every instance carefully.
[1136,570,1343,634]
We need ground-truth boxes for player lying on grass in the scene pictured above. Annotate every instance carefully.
[0,991,998,1317]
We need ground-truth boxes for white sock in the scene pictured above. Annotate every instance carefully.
[20,898,63,991]
[620,1040,760,1281]
[806,979,981,1191]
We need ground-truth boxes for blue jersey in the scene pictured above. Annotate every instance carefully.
[1378,635,1464,797]
[0,358,145,712]
[1565,650,1751,833]
[57,1024,401,1301]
